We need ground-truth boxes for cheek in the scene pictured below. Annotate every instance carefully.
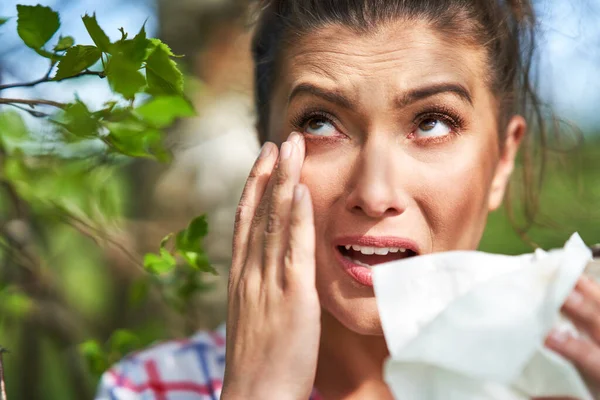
[416,140,497,250]
[299,148,349,222]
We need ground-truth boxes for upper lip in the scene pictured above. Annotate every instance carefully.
[333,236,420,254]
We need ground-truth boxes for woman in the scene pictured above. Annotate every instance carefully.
[97,1,600,399]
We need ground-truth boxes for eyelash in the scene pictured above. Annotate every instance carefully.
[291,109,339,134]
[291,106,466,144]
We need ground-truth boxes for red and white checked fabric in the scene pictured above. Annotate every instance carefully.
[95,324,322,400]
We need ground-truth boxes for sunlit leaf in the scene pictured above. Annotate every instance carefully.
[53,35,74,51]
[55,45,101,80]
[145,42,183,95]
[82,13,111,52]
[135,96,195,128]
[144,253,175,274]
[148,38,182,57]
[16,4,59,49]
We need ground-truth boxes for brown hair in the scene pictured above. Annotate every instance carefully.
[250,0,553,239]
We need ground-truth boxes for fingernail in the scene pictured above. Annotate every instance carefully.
[287,132,301,144]
[294,184,305,203]
[259,142,272,159]
[548,329,570,344]
[280,141,293,160]
[566,290,584,306]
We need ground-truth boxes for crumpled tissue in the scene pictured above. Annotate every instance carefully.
[373,233,597,400]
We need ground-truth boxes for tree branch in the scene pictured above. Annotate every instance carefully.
[0,98,67,110]
[0,70,105,91]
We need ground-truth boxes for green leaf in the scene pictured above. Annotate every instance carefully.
[53,35,74,51]
[148,38,182,57]
[186,215,209,244]
[109,330,141,355]
[145,42,184,96]
[144,253,175,274]
[128,278,149,307]
[1,291,34,317]
[174,215,208,252]
[16,5,60,50]
[160,233,173,250]
[135,96,195,128]
[105,121,170,162]
[183,251,217,274]
[0,17,9,26]
[55,45,101,80]
[61,101,99,138]
[0,111,28,150]
[79,339,107,374]
[111,25,148,68]
[105,55,145,99]
[82,13,111,53]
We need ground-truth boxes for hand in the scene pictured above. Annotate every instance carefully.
[221,133,321,400]
[544,275,600,397]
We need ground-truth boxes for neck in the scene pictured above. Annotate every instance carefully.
[314,311,393,400]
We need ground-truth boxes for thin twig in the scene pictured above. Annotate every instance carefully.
[57,211,145,271]
[0,98,66,110]
[0,70,105,91]
[3,103,52,118]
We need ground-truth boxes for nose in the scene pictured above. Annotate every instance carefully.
[345,142,407,219]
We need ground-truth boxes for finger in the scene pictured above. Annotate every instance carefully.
[546,331,600,383]
[263,133,305,280]
[577,275,600,308]
[562,288,600,343]
[245,133,302,274]
[230,142,278,284]
[284,184,316,289]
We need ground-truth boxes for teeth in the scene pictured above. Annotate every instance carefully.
[342,244,412,255]
[360,246,375,255]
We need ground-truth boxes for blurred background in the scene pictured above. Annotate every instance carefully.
[0,0,599,399]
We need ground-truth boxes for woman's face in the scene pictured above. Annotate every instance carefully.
[267,21,524,335]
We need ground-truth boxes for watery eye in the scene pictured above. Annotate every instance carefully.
[415,118,451,138]
[305,117,337,137]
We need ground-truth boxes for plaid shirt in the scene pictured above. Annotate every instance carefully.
[95,324,322,400]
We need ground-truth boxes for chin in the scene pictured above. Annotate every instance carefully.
[322,294,385,336]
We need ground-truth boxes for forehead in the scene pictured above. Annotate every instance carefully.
[276,21,488,102]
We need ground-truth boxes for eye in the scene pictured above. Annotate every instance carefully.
[415,118,452,138]
[304,116,337,137]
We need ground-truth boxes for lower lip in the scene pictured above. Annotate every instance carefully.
[334,248,373,287]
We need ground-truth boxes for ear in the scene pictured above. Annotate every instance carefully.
[488,115,526,211]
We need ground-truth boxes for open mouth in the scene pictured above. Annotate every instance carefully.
[337,244,417,268]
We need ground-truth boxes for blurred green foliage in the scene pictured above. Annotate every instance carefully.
[0,4,216,399]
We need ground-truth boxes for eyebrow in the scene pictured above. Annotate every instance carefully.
[288,82,473,109]
[395,83,473,108]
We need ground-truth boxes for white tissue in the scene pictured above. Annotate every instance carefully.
[373,233,594,400]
